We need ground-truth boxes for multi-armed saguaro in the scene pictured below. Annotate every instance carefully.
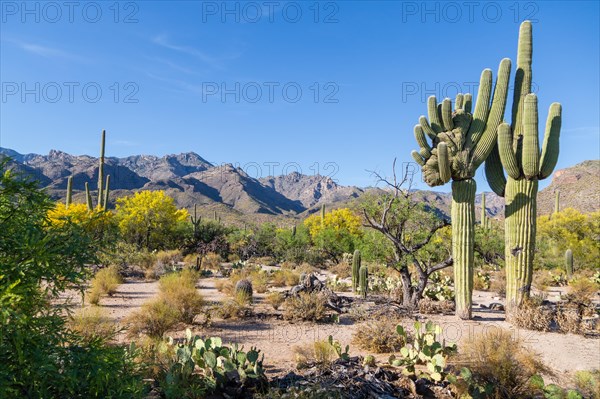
[485,21,562,311]
[411,59,511,319]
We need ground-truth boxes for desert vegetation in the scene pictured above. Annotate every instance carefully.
[2,20,599,399]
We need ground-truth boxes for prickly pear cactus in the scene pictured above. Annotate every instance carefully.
[412,58,511,319]
[485,21,562,311]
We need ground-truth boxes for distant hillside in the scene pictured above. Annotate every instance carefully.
[1,147,597,221]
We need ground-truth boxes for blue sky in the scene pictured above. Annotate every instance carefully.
[1,1,598,191]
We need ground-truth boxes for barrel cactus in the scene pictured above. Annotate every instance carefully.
[352,250,361,293]
[359,265,368,299]
[485,21,562,311]
[411,58,511,319]
[565,249,573,279]
[235,279,253,301]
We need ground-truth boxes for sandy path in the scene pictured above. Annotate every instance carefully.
[66,274,599,378]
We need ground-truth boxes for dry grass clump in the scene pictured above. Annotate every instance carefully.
[158,270,203,323]
[329,262,351,279]
[509,297,553,332]
[126,270,204,337]
[565,278,598,306]
[555,303,583,334]
[352,318,408,353]
[293,339,336,369]
[249,270,269,293]
[126,299,180,338]
[217,291,253,319]
[156,249,182,267]
[284,292,327,322]
[271,269,300,287]
[573,370,600,399]
[266,291,285,310]
[68,306,116,341]
[457,329,551,398]
[489,270,506,297]
[202,252,223,270]
[418,298,455,315]
[295,263,318,276]
[87,265,123,305]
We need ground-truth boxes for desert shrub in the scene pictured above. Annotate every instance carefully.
[87,265,123,305]
[555,303,583,334]
[423,271,455,301]
[156,249,182,268]
[489,270,506,296]
[183,253,199,266]
[474,271,491,291]
[293,339,336,369]
[418,298,455,314]
[126,299,180,338]
[457,329,550,398]
[352,318,408,353]
[510,299,553,332]
[202,252,223,270]
[566,278,598,306]
[250,256,276,266]
[215,278,231,294]
[266,292,285,310]
[271,269,300,287]
[68,307,116,341]
[573,370,600,399]
[280,261,298,270]
[295,263,319,275]
[218,292,253,319]
[283,292,327,322]
[158,271,203,324]
[329,261,351,279]
[249,270,269,293]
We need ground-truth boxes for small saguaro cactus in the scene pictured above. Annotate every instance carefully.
[65,176,73,208]
[352,250,361,293]
[235,279,253,301]
[97,129,106,208]
[359,265,368,299]
[190,204,201,237]
[480,192,488,229]
[565,249,573,279]
[554,190,560,216]
[102,175,110,209]
[85,182,93,211]
[320,204,326,224]
[485,21,562,311]
[291,225,296,237]
[411,57,511,319]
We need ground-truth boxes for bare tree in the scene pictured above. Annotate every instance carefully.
[362,160,453,307]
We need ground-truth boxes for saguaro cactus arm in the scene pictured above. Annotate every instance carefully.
[538,103,562,179]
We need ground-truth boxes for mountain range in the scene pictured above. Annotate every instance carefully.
[1,147,598,223]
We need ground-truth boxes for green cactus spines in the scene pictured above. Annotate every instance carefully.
[97,130,106,208]
[452,179,476,320]
[352,250,361,293]
[359,265,368,299]
[411,58,510,320]
[102,175,110,210]
[522,95,540,178]
[565,249,573,278]
[66,176,73,208]
[481,192,487,229]
[85,182,93,211]
[484,21,562,311]
[437,143,451,183]
[538,102,562,179]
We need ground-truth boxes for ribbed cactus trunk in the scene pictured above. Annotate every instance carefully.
[359,265,368,299]
[565,248,573,279]
[451,179,476,320]
[66,176,73,208]
[505,177,537,309]
[352,250,361,293]
[85,182,93,211]
[97,130,105,209]
[554,190,560,216]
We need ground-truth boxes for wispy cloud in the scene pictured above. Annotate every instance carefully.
[562,126,599,138]
[3,37,87,62]
[151,34,240,69]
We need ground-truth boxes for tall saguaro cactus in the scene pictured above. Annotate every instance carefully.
[65,176,73,208]
[98,130,106,207]
[485,21,562,311]
[411,59,511,319]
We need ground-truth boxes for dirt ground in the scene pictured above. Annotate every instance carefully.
[66,271,600,383]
